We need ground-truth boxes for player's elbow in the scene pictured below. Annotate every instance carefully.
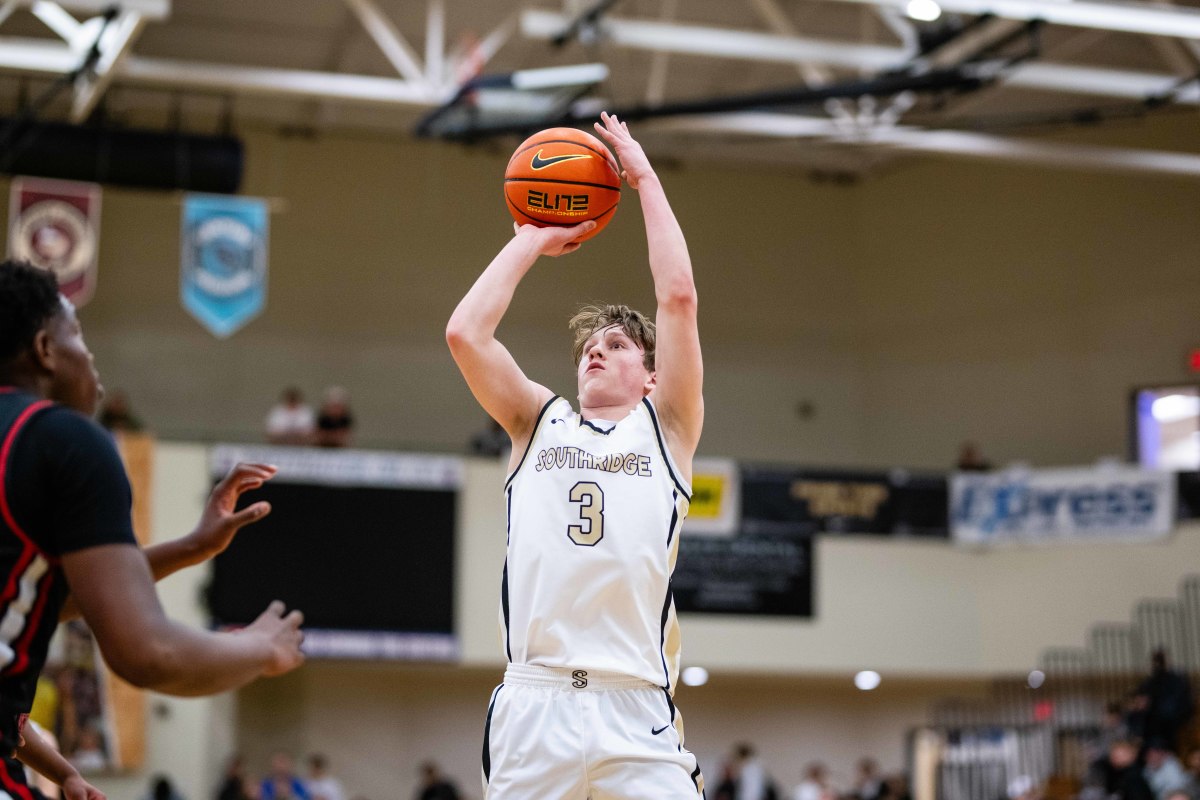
[445,322,466,354]
[656,283,697,313]
[446,317,488,355]
[445,317,472,351]
[103,638,178,690]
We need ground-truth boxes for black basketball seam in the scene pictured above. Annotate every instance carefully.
[504,177,622,192]
[505,194,618,228]
[508,139,618,170]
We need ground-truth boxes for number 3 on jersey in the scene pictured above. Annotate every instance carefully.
[567,481,605,546]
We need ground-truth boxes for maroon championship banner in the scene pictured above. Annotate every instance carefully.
[7,177,102,306]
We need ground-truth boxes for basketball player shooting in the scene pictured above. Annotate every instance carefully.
[447,112,705,799]
[0,259,305,800]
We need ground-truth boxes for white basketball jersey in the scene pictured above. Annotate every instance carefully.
[500,395,691,690]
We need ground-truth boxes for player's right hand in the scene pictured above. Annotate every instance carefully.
[245,599,305,676]
[62,773,106,800]
[514,220,596,257]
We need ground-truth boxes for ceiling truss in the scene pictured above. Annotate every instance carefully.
[0,0,1197,177]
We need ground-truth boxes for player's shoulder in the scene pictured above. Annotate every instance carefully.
[25,403,120,456]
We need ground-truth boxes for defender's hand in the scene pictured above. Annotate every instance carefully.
[62,774,106,800]
[189,462,277,561]
[241,600,305,677]
[593,112,655,190]
[513,221,596,257]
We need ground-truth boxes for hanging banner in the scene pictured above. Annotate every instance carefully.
[180,194,268,338]
[951,465,1177,546]
[7,177,102,306]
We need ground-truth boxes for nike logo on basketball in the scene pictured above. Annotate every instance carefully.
[651,725,670,736]
[531,150,591,170]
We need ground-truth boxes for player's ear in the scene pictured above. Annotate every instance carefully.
[31,327,55,372]
[643,371,656,396]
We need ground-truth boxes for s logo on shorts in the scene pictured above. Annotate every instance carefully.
[571,670,588,688]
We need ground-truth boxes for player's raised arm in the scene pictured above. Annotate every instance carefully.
[446,221,593,443]
[594,112,703,460]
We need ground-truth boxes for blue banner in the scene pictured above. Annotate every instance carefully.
[180,194,268,338]
[951,465,1176,546]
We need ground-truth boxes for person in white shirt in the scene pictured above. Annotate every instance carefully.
[304,754,346,800]
[265,387,315,445]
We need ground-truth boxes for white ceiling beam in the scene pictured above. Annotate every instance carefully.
[118,55,446,106]
[521,9,911,70]
[71,10,145,121]
[0,35,79,71]
[645,0,677,105]
[0,1,20,26]
[521,12,1200,103]
[649,112,1200,178]
[819,0,1200,40]
[745,0,837,83]
[7,0,167,20]
[425,0,444,88]
[342,0,427,85]
[1,36,1194,114]
[1005,62,1200,102]
[31,1,80,43]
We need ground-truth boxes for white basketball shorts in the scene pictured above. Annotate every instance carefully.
[482,664,706,799]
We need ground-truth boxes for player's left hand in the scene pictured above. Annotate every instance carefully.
[593,111,655,190]
[62,774,106,800]
[189,462,277,560]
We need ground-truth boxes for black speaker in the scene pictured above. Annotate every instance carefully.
[0,118,244,193]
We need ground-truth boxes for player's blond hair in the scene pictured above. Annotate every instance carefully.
[569,304,655,372]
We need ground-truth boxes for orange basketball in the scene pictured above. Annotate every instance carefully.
[504,127,621,242]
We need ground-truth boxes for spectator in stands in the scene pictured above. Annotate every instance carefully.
[1145,741,1192,800]
[98,388,144,432]
[1007,774,1042,800]
[879,773,912,800]
[713,759,738,800]
[68,723,106,773]
[265,387,315,445]
[305,754,346,800]
[1107,740,1154,800]
[854,759,884,800]
[216,754,254,800]
[956,441,992,472]
[315,386,354,448]
[730,742,777,800]
[1088,702,1134,788]
[467,417,510,458]
[415,761,460,800]
[1133,650,1195,752]
[793,762,832,800]
[1184,749,1200,794]
[142,775,187,800]
[261,753,310,800]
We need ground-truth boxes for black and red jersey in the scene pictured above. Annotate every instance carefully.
[0,387,137,752]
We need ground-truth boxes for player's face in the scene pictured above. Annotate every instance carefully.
[577,324,654,408]
[45,297,102,416]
